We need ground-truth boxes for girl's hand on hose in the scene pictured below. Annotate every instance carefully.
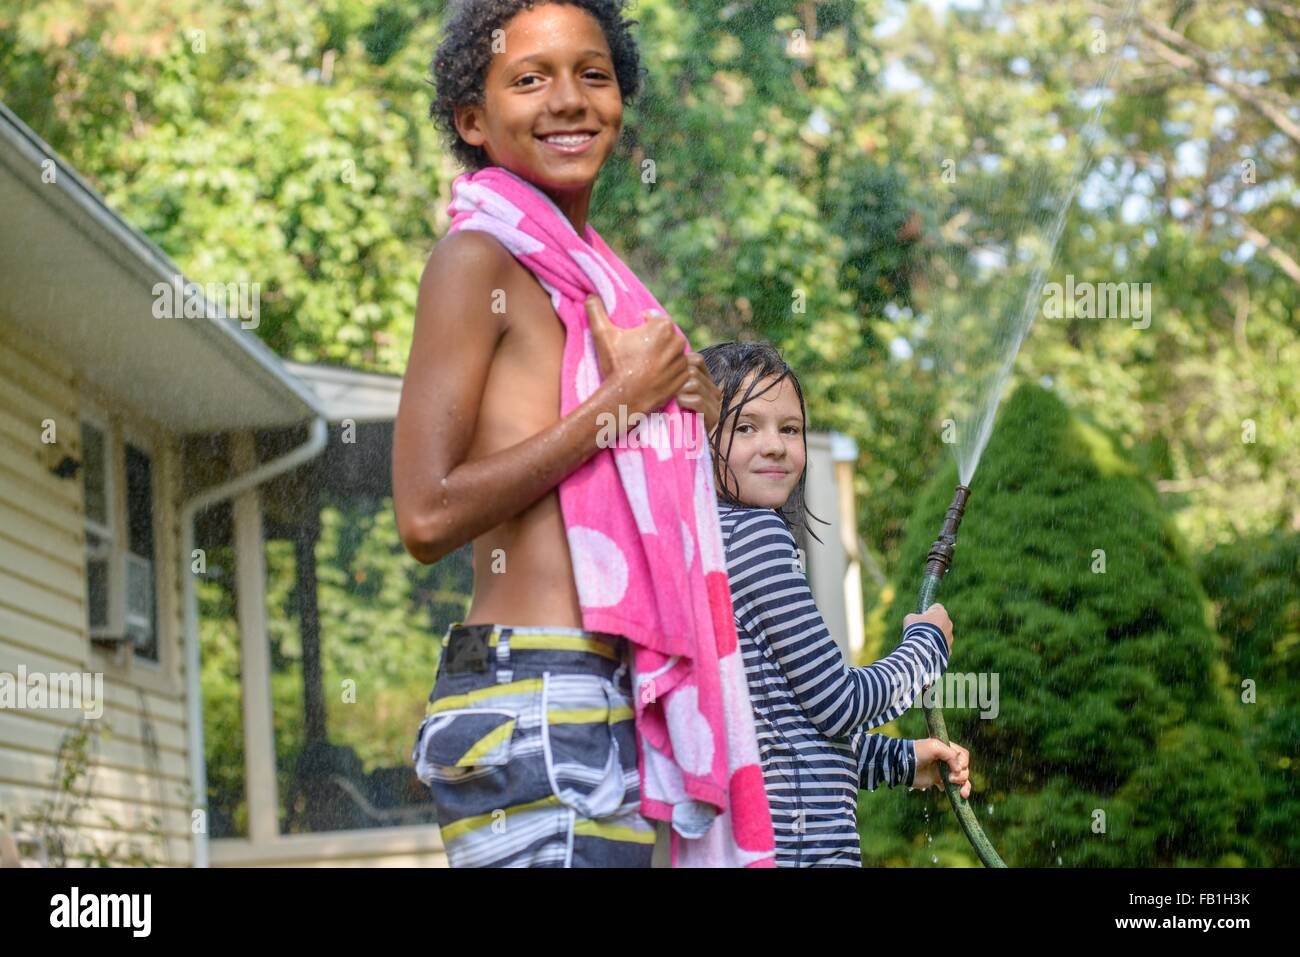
[904,602,954,655]
[912,738,971,799]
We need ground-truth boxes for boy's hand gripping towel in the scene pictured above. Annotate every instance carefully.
[447,166,775,867]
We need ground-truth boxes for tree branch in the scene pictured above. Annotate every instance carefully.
[1239,219,1300,285]
[1133,10,1300,147]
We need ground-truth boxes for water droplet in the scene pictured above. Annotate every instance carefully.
[931,854,939,864]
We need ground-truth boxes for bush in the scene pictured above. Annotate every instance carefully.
[859,383,1262,866]
[1199,533,1300,866]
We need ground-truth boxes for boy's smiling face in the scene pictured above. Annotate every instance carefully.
[455,3,623,193]
[715,373,807,510]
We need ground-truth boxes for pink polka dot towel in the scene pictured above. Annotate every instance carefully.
[447,166,776,867]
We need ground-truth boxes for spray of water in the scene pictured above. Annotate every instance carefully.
[926,1,1139,486]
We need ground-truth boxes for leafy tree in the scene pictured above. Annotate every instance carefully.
[0,0,447,370]
[868,0,1300,558]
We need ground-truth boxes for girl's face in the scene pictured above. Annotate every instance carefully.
[715,373,807,510]
[455,4,623,192]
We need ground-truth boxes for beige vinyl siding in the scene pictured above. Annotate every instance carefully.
[0,319,192,866]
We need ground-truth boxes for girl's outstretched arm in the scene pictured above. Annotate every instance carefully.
[725,508,950,738]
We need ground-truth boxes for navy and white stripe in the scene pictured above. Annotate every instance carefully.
[718,502,950,867]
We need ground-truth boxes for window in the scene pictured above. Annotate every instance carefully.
[81,419,160,663]
[82,421,113,636]
[125,443,158,660]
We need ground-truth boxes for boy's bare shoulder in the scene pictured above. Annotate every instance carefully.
[422,228,516,288]
[415,230,526,344]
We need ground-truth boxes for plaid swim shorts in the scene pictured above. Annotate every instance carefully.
[412,623,655,868]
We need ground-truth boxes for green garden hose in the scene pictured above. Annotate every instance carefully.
[914,485,1007,868]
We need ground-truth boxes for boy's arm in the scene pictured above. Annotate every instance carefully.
[393,232,686,564]
[727,509,949,738]
[852,731,916,791]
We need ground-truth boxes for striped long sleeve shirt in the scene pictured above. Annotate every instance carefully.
[718,502,951,867]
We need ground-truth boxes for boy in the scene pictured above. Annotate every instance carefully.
[393,1,721,867]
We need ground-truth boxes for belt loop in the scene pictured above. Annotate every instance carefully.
[495,627,513,684]
[435,626,452,681]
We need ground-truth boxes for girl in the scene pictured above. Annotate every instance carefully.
[699,340,974,867]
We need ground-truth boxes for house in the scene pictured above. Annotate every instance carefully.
[0,101,867,868]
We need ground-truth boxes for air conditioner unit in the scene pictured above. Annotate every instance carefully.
[124,552,155,654]
[87,529,128,649]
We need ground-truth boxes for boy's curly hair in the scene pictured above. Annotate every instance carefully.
[431,0,644,171]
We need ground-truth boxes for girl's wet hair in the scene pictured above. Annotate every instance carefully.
[699,341,828,545]
[431,0,644,171]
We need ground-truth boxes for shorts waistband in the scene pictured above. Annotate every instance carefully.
[441,622,629,673]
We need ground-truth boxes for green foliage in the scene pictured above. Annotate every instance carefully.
[862,384,1266,866]
[200,498,469,837]
[267,499,470,772]
[862,0,1299,559]
[197,554,249,838]
[0,0,446,372]
[21,719,168,866]
[1199,533,1300,866]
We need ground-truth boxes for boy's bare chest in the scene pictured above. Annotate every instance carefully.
[473,256,569,447]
